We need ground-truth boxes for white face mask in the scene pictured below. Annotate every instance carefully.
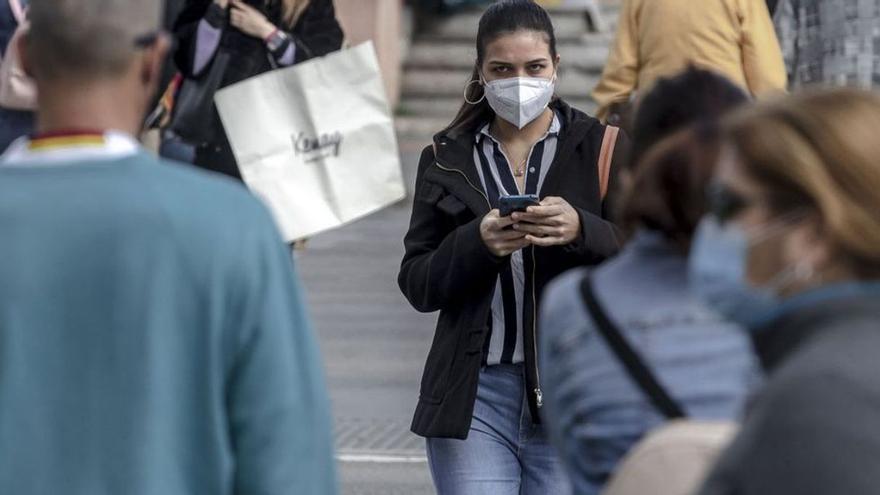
[482,74,556,129]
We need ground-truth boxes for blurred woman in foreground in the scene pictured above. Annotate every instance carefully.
[539,69,758,494]
[696,89,880,494]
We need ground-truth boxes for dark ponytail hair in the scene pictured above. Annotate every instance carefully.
[445,0,558,134]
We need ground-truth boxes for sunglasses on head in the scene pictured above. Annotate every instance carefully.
[133,31,163,49]
[707,182,750,224]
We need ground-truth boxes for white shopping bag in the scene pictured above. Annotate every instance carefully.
[215,41,406,241]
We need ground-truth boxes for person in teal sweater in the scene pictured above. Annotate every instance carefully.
[0,0,337,494]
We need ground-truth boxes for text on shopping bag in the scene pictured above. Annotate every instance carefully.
[214,42,406,242]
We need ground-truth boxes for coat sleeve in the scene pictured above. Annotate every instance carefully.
[227,210,337,495]
[699,370,880,495]
[562,131,629,263]
[289,0,345,63]
[592,0,640,122]
[398,147,507,314]
[739,0,788,95]
[538,269,608,495]
[173,0,224,78]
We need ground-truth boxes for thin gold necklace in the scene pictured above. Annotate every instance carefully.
[512,157,527,177]
[497,112,553,178]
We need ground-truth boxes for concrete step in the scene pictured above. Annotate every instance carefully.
[396,0,621,142]
[394,116,449,142]
[405,38,612,73]
[420,5,619,43]
[401,67,599,100]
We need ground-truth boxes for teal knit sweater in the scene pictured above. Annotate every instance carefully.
[0,153,337,494]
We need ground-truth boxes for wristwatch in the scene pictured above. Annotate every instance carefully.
[265,30,289,53]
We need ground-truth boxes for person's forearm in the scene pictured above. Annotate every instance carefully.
[192,3,226,75]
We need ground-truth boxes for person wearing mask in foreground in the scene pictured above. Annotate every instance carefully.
[0,0,336,493]
[172,0,343,179]
[540,70,758,495]
[593,0,786,125]
[695,89,880,495]
[398,1,629,492]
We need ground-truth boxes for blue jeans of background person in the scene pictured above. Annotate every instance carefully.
[0,109,33,153]
[426,364,571,495]
[158,131,197,165]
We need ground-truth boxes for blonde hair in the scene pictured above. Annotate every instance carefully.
[724,88,880,278]
[276,0,311,27]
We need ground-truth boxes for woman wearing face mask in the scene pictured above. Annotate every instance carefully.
[398,1,629,493]
[691,89,880,495]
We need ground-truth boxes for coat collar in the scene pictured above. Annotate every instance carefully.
[430,99,602,216]
[475,112,563,144]
[752,285,880,371]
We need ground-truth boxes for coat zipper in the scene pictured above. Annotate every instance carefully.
[496,139,543,408]
[434,160,491,208]
[435,155,543,409]
[532,248,542,408]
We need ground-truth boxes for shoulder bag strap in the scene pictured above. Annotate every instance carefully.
[579,273,687,419]
[598,125,619,201]
[8,0,24,24]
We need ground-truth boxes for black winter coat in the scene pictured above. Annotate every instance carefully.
[172,0,344,151]
[399,100,630,439]
[174,0,344,84]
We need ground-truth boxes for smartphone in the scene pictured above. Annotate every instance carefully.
[499,194,541,217]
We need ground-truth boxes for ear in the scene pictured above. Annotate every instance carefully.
[474,62,485,84]
[554,53,561,70]
[139,33,171,87]
[786,216,832,275]
[16,27,34,78]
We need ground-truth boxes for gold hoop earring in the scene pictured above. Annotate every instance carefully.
[464,79,485,105]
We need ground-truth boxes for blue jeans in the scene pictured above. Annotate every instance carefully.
[426,364,571,495]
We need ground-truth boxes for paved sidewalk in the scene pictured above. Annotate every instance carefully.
[296,146,436,494]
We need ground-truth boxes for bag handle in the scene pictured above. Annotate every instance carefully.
[8,0,25,24]
[598,125,619,201]
[579,273,687,419]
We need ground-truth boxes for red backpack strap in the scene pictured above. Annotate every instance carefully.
[8,0,25,24]
[598,125,620,201]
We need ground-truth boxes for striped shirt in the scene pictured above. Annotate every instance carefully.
[474,113,562,366]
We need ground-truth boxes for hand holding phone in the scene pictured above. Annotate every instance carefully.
[510,196,583,247]
[499,194,540,217]
[480,209,530,257]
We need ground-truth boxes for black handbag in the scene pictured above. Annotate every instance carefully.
[167,50,231,146]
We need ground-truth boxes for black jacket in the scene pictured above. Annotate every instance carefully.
[699,291,880,495]
[172,0,344,147]
[174,0,344,83]
[399,100,630,439]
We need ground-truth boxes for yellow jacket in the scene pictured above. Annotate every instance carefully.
[593,0,787,121]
